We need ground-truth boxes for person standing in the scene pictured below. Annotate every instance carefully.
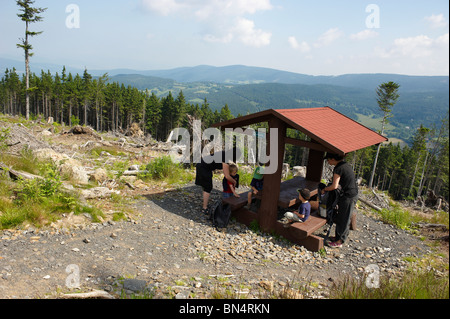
[195,148,240,214]
[319,153,358,248]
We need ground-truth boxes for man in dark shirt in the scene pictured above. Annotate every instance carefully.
[320,153,358,248]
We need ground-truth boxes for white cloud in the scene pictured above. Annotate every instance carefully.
[203,33,234,44]
[313,28,344,48]
[425,14,448,29]
[141,0,273,18]
[142,0,273,47]
[233,18,272,47]
[378,34,449,59]
[195,0,273,19]
[350,29,379,41]
[288,36,311,53]
[140,0,184,16]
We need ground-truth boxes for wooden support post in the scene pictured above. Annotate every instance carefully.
[258,117,286,233]
[306,141,324,182]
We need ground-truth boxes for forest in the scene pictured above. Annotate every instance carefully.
[0,67,448,202]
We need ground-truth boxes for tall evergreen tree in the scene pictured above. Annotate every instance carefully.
[369,81,400,189]
[81,68,92,126]
[16,0,46,120]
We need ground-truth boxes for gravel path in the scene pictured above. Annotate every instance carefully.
[0,181,431,299]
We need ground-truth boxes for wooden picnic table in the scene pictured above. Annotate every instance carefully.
[224,176,320,211]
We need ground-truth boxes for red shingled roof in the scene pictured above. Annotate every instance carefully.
[274,107,387,154]
[213,107,387,155]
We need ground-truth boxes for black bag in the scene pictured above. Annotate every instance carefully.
[325,188,341,225]
[321,187,342,241]
[209,201,232,229]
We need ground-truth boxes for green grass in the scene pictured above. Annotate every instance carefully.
[0,159,103,230]
[329,267,449,299]
[140,156,194,186]
[378,203,420,231]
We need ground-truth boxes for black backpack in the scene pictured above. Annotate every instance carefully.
[209,200,232,229]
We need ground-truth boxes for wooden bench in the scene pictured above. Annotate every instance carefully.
[278,211,327,238]
[222,192,249,211]
[222,177,328,251]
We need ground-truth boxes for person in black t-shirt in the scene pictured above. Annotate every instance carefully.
[195,148,241,214]
[319,153,358,248]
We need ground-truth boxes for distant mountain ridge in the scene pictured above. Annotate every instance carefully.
[1,58,448,92]
[133,65,449,93]
[1,57,448,143]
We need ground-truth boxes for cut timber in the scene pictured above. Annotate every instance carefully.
[0,162,42,181]
[358,197,382,211]
[61,290,115,299]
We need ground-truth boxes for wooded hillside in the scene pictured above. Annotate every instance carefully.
[0,67,448,202]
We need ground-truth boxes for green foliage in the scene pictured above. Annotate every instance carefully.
[330,268,449,299]
[16,163,61,203]
[145,156,175,180]
[142,156,194,185]
[70,115,80,126]
[0,127,10,151]
[378,204,418,231]
[0,161,100,229]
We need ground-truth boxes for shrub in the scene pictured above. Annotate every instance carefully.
[145,156,175,180]
[378,203,419,230]
[143,156,194,185]
[16,163,62,203]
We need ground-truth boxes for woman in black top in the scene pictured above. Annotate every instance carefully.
[320,153,358,248]
[195,148,240,214]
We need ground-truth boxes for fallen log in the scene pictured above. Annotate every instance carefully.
[61,289,115,299]
[358,197,382,212]
[413,222,448,230]
[122,170,149,176]
[0,163,42,181]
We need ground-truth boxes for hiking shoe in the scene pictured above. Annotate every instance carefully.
[327,241,342,248]
[201,208,208,215]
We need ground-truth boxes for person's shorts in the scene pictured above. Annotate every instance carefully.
[222,192,233,199]
[250,178,264,191]
[284,212,303,222]
[195,163,213,193]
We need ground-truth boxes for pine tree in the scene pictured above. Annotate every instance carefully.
[81,68,93,126]
[16,0,46,120]
[369,81,400,189]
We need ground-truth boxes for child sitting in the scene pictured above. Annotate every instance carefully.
[222,164,240,199]
[284,188,311,225]
[244,164,264,209]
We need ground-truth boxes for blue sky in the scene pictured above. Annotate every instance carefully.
[0,0,448,75]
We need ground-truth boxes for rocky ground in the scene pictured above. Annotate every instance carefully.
[0,118,447,300]
[0,179,437,299]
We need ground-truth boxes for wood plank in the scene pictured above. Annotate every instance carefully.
[274,222,324,252]
[222,192,249,211]
[257,117,286,233]
[277,177,319,208]
[287,213,327,238]
[231,207,324,251]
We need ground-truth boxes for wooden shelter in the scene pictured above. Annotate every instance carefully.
[214,107,388,251]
